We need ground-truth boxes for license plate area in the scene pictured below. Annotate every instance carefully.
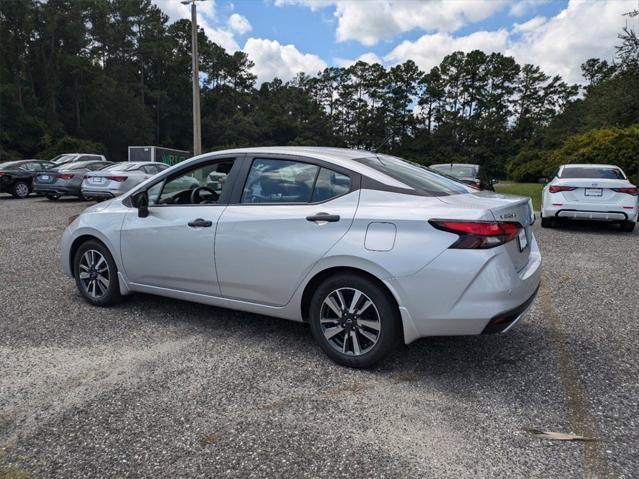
[90,177,105,184]
[517,229,528,252]
[584,188,603,197]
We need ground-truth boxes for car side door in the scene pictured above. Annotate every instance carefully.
[215,154,360,306]
[120,156,241,296]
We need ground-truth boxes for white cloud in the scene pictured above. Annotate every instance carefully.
[201,25,240,52]
[509,0,549,17]
[335,52,384,68]
[383,0,630,84]
[507,0,630,83]
[385,30,510,72]
[275,0,508,46]
[228,13,252,35]
[243,38,327,83]
[152,0,241,52]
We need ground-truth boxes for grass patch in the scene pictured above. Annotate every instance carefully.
[0,465,32,479]
[494,182,544,211]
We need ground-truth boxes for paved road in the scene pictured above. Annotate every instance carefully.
[0,196,637,478]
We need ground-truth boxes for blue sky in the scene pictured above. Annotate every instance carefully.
[154,0,636,84]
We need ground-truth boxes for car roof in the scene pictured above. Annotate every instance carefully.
[430,163,478,167]
[561,164,622,169]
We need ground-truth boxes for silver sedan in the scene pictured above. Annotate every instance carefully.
[81,162,169,201]
[61,147,541,367]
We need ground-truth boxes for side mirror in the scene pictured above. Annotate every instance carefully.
[135,191,149,218]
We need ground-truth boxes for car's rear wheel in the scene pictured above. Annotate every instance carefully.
[309,273,400,368]
[73,240,122,306]
[621,221,636,233]
[46,193,60,201]
[12,181,30,199]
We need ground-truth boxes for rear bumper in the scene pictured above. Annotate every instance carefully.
[481,284,539,334]
[33,184,80,195]
[388,234,542,343]
[81,189,116,200]
[543,202,637,222]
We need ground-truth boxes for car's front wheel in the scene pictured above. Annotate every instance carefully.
[12,181,30,199]
[73,240,122,306]
[46,193,60,201]
[309,273,400,368]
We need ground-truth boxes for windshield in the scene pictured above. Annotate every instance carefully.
[560,167,626,179]
[0,161,24,169]
[53,154,77,164]
[355,155,473,196]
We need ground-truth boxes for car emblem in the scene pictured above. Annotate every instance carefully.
[500,213,516,219]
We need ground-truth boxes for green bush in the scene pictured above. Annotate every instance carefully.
[508,124,639,183]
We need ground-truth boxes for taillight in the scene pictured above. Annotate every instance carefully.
[612,187,639,196]
[106,176,127,182]
[429,220,522,249]
[549,185,576,193]
[58,173,75,180]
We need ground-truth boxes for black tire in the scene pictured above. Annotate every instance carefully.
[73,239,122,306]
[12,181,30,199]
[46,193,60,201]
[621,221,636,233]
[541,216,554,228]
[309,273,400,368]
[78,192,87,201]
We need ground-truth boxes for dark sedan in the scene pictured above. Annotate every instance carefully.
[0,160,57,198]
[33,160,113,200]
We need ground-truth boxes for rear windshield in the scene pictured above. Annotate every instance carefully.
[59,162,90,171]
[104,163,140,172]
[431,164,478,178]
[355,155,472,196]
[560,167,625,179]
[53,154,77,164]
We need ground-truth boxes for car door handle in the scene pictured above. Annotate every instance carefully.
[188,218,213,228]
[306,213,340,223]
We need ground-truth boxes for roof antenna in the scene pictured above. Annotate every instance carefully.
[371,133,394,154]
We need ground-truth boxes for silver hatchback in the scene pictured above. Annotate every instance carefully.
[61,147,541,367]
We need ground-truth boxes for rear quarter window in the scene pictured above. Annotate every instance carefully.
[355,155,472,196]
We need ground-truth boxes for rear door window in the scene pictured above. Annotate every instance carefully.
[311,168,351,202]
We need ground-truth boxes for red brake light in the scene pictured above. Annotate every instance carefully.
[58,173,75,180]
[106,176,127,182]
[612,187,639,196]
[549,185,577,193]
[429,220,522,249]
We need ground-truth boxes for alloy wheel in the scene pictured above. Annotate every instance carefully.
[320,287,381,356]
[79,249,110,299]
[15,183,29,198]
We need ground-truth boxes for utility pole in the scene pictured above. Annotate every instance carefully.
[182,0,203,156]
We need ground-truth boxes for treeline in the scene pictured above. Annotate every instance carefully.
[1,0,638,180]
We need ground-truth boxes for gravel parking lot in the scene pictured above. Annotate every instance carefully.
[1,196,637,478]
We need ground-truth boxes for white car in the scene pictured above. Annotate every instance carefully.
[541,164,638,231]
[61,147,541,368]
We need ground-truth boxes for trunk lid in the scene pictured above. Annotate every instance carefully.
[437,192,535,272]
[555,178,635,203]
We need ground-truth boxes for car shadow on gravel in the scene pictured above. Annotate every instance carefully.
[548,220,635,235]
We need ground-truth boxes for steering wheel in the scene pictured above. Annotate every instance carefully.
[190,186,219,204]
